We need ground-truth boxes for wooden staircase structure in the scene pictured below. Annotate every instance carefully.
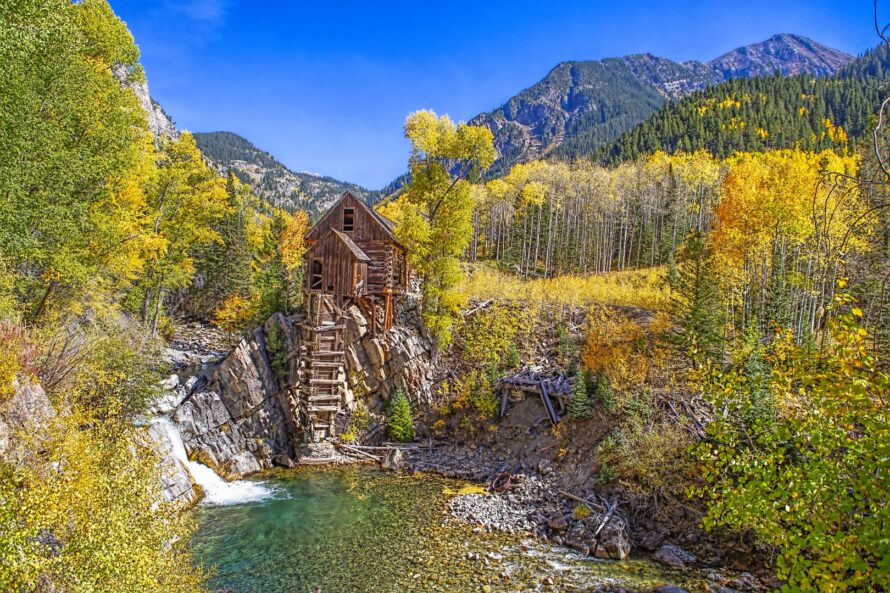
[299,293,347,442]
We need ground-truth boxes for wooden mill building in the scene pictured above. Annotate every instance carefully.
[304,191,407,331]
[297,191,408,442]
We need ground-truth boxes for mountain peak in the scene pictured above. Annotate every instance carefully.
[464,33,854,179]
[708,33,854,79]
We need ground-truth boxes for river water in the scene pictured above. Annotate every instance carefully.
[191,467,707,593]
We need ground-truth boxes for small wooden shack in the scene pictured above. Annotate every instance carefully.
[304,191,407,331]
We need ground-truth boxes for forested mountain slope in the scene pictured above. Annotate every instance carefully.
[596,44,890,163]
[470,34,852,177]
[193,131,374,214]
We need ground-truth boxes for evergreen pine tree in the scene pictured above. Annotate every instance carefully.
[594,373,616,414]
[387,390,414,442]
[568,373,590,420]
[671,232,725,367]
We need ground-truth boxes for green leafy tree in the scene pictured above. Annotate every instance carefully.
[386,390,415,443]
[393,110,495,346]
[139,132,228,333]
[0,0,153,319]
[694,296,890,591]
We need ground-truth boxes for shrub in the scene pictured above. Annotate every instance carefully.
[457,265,669,311]
[582,305,652,389]
[0,409,206,593]
[573,504,592,519]
[265,321,287,382]
[386,390,414,442]
[694,304,890,591]
[212,292,260,332]
[0,320,39,400]
[600,423,693,501]
[341,399,370,443]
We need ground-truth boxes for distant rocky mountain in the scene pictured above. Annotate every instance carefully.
[707,33,853,79]
[470,33,854,176]
[192,131,374,214]
[126,77,371,214]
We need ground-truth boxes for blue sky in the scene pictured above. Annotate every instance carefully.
[111,1,876,189]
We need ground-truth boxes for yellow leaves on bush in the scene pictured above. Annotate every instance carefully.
[212,293,259,331]
[581,306,659,389]
[599,423,694,502]
[458,266,669,311]
[455,301,535,369]
[0,321,39,400]
[0,408,205,593]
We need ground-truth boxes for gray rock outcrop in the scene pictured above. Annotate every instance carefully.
[0,378,56,466]
[145,420,197,507]
[159,304,434,479]
[653,543,698,568]
[172,325,296,478]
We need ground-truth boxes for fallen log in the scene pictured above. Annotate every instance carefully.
[335,442,382,462]
[463,299,493,317]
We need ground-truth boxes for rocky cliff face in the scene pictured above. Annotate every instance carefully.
[160,304,435,481]
[115,65,178,142]
[340,304,436,409]
[707,33,853,79]
[169,324,297,478]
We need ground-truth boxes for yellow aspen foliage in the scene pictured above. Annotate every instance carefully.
[459,265,669,311]
[581,305,655,389]
[213,293,260,331]
[711,149,862,295]
[0,409,206,593]
[279,209,310,274]
[396,109,495,346]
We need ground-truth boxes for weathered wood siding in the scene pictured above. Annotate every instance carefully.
[306,192,393,244]
[304,231,367,298]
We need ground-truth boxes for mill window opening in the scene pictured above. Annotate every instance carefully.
[342,208,355,232]
[310,259,323,290]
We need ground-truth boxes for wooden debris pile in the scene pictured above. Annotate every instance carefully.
[497,366,575,424]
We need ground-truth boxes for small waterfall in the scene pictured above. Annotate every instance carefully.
[153,417,274,506]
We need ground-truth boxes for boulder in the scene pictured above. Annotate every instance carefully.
[364,337,386,367]
[211,329,278,419]
[650,587,690,593]
[592,519,632,560]
[381,448,405,470]
[728,572,762,592]
[547,513,568,531]
[653,543,697,568]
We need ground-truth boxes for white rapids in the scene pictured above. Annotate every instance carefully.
[153,416,274,506]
